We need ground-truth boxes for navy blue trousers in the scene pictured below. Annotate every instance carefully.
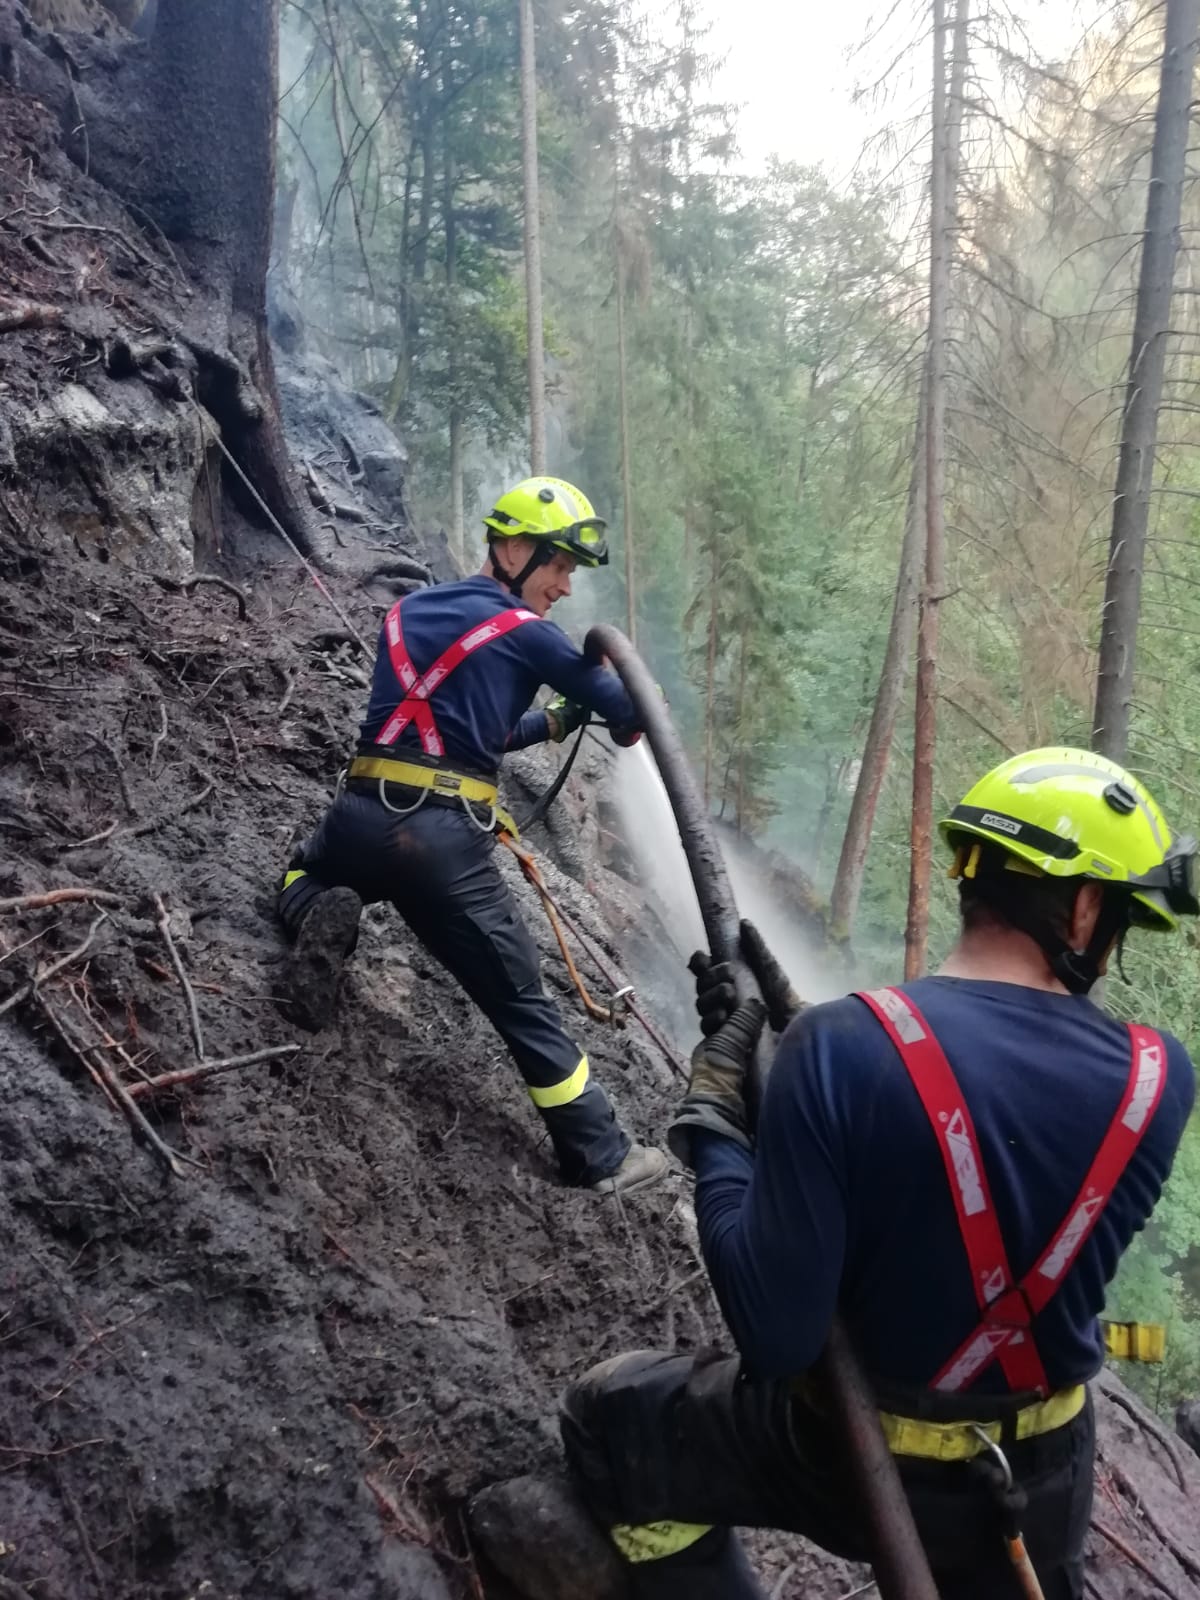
[279,789,630,1184]
[561,1350,1094,1599]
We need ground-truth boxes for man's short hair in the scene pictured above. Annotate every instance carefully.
[956,845,1082,939]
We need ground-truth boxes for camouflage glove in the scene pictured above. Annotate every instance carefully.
[667,998,767,1167]
[546,695,587,744]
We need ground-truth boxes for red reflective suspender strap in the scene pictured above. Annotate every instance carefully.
[857,988,1049,1395]
[858,990,1169,1397]
[1021,1024,1167,1316]
[377,602,540,755]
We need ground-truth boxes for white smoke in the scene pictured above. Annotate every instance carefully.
[610,742,842,1007]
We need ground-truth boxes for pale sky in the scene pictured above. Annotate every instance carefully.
[666,0,1102,182]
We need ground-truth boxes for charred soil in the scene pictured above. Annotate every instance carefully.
[1,11,1199,1600]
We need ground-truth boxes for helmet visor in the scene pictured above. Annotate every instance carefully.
[555,518,609,566]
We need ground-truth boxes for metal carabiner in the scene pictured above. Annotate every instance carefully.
[969,1427,1047,1600]
[609,984,635,1030]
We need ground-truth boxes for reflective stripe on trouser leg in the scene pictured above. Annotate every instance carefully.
[278,861,330,938]
[384,807,630,1185]
[610,1522,712,1562]
[528,1054,590,1109]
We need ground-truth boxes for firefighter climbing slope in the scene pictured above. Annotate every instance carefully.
[500,750,1197,1598]
[278,477,669,1196]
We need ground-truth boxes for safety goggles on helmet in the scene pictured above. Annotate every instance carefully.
[1128,834,1200,919]
[486,509,608,565]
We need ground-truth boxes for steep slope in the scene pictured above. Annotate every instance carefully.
[1,11,1199,1600]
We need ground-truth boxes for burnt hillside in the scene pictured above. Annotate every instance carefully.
[0,8,1199,1599]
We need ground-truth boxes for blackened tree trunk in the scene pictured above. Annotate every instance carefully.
[77,0,318,556]
[1092,0,1199,760]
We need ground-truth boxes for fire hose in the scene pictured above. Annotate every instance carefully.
[586,622,941,1600]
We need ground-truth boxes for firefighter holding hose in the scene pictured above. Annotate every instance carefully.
[547,751,1195,1596]
[277,476,668,1197]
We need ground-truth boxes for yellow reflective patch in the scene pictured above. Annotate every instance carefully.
[1103,1320,1165,1363]
[528,1055,589,1109]
[610,1521,712,1563]
[283,870,307,890]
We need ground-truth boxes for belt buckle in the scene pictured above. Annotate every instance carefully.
[432,771,463,795]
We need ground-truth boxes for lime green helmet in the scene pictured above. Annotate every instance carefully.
[941,747,1198,933]
[483,477,609,568]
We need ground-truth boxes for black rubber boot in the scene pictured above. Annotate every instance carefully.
[284,886,363,1032]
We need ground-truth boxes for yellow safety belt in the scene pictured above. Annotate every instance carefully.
[877,1386,1086,1462]
[348,755,519,837]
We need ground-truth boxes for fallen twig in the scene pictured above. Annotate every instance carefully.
[152,893,204,1060]
[0,1572,39,1600]
[0,298,62,334]
[54,1467,107,1599]
[0,914,106,1020]
[1097,1374,1193,1495]
[277,671,298,715]
[1109,1461,1200,1579]
[1091,1516,1187,1600]
[90,736,137,816]
[36,994,186,1178]
[0,888,122,915]
[127,1044,301,1098]
[63,819,119,851]
[156,572,249,620]
[115,776,215,841]
[223,712,242,768]
[193,661,251,705]
[149,702,169,769]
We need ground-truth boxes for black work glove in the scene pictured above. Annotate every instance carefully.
[688,921,804,1037]
[546,695,587,744]
[667,998,767,1168]
[690,949,739,1038]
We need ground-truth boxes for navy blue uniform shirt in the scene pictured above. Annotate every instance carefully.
[693,976,1194,1392]
[359,575,637,772]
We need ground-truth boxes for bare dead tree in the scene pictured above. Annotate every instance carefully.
[615,203,638,645]
[905,0,953,980]
[519,0,547,474]
[1092,0,1199,760]
[832,0,968,949]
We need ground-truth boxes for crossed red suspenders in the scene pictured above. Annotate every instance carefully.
[857,987,1167,1395]
[376,599,539,756]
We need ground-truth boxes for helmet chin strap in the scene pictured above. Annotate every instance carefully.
[1010,894,1129,996]
[488,538,550,599]
[973,871,1130,995]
